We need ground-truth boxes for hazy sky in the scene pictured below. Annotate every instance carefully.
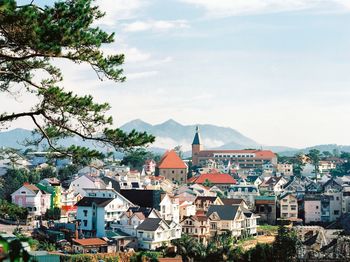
[2,0,350,148]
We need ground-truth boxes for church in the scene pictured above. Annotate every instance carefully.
[191,127,277,170]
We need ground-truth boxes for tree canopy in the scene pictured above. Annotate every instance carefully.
[0,0,154,160]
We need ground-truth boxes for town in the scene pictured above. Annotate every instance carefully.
[1,0,350,261]
[1,127,350,261]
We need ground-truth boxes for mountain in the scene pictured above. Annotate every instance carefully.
[0,121,349,157]
[120,119,259,152]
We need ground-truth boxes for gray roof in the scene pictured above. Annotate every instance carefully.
[75,197,113,207]
[137,218,163,231]
[207,205,239,220]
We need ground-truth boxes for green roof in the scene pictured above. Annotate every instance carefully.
[255,196,275,201]
[106,230,132,239]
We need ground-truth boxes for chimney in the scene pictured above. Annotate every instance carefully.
[75,221,79,240]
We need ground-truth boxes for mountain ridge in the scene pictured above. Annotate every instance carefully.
[0,120,349,156]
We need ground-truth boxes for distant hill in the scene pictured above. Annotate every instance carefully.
[120,119,259,152]
[0,121,349,157]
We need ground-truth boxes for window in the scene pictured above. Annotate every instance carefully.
[83,220,87,227]
[83,210,88,217]
[172,170,175,174]
[291,205,297,211]
[334,210,340,215]
[316,206,319,209]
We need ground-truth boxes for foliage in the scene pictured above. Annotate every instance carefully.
[131,251,160,262]
[38,166,56,179]
[44,207,61,220]
[121,148,160,170]
[38,241,56,251]
[0,0,154,161]
[331,153,350,177]
[290,153,305,177]
[272,226,299,262]
[244,243,273,262]
[202,179,212,188]
[173,145,184,159]
[0,168,39,200]
[306,149,321,178]
[58,164,79,181]
[0,199,28,220]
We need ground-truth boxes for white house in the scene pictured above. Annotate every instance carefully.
[75,190,135,237]
[136,218,181,250]
[159,194,180,223]
[11,183,51,217]
[70,174,106,196]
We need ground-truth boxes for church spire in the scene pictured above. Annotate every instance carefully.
[192,126,201,145]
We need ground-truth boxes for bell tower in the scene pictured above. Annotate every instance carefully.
[192,126,203,166]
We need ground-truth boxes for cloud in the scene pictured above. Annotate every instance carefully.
[126,71,159,80]
[123,20,189,32]
[94,0,147,25]
[179,0,350,17]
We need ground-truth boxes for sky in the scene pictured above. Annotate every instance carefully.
[2,0,350,148]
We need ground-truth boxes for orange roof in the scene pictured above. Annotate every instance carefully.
[189,173,236,184]
[73,238,107,246]
[23,183,40,193]
[158,150,187,169]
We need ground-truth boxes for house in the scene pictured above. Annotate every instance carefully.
[279,193,298,221]
[254,196,276,225]
[206,205,247,238]
[75,192,134,237]
[188,172,237,191]
[194,196,223,213]
[159,194,180,223]
[245,175,263,187]
[322,178,343,193]
[277,164,293,176]
[11,183,51,217]
[180,215,210,244]
[179,201,196,219]
[144,159,157,175]
[304,195,321,224]
[136,218,181,250]
[36,178,61,209]
[70,174,106,196]
[72,238,108,253]
[105,229,138,252]
[259,176,288,195]
[221,198,249,210]
[227,185,259,208]
[157,150,188,184]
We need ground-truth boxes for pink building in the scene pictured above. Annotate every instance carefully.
[11,183,51,217]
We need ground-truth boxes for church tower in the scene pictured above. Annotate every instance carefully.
[192,126,203,166]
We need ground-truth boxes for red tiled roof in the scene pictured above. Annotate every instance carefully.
[158,150,187,169]
[189,173,236,185]
[73,238,107,246]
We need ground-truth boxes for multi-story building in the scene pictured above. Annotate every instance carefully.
[279,193,298,221]
[75,190,135,237]
[159,194,179,223]
[181,215,210,244]
[277,164,293,176]
[254,196,276,225]
[191,127,277,168]
[194,196,223,213]
[304,195,321,224]
[156,150,188,184]
[11,183,51,217]
[188,171,237,191]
